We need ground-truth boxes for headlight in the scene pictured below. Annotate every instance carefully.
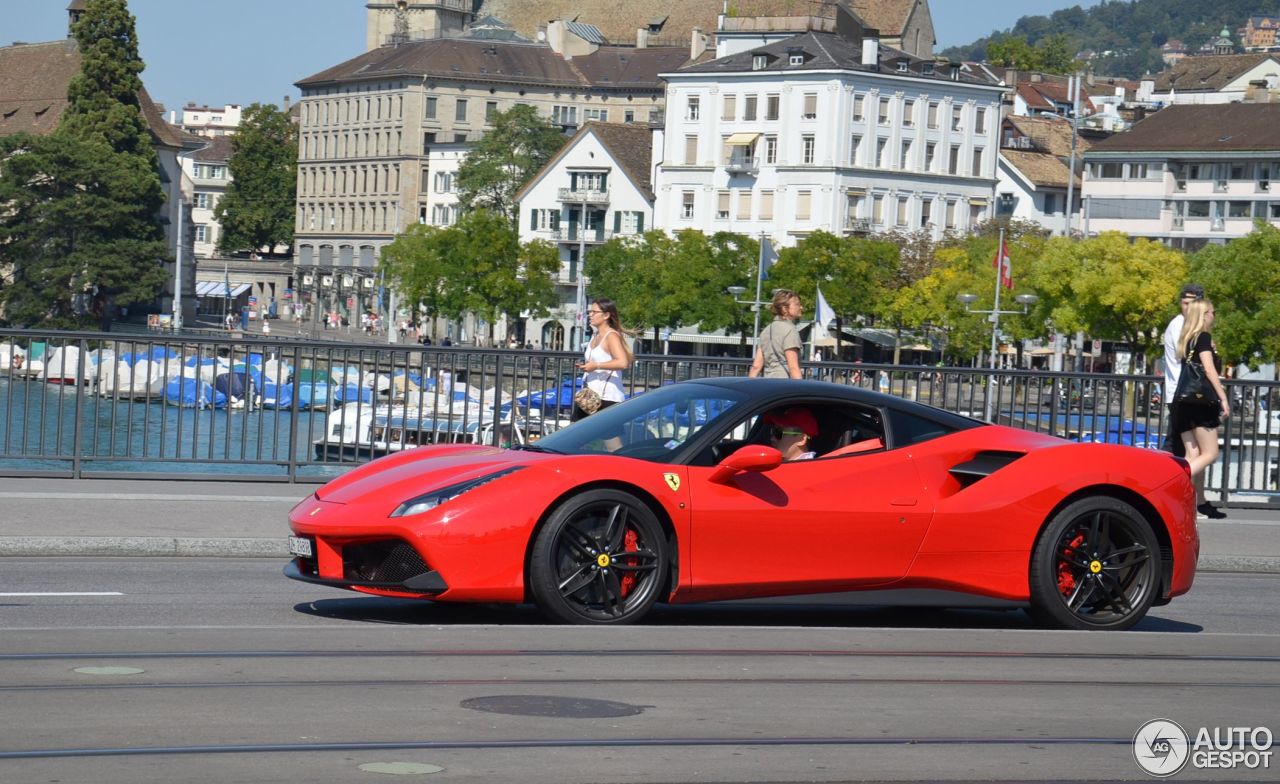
[389,466,525,517]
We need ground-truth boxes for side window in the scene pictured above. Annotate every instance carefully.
[812,405,886,458]
[885,408,950,447]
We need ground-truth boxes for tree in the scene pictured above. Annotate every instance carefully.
[1190,223,1280,365]
[768,231,898,329]
[378,224,454,339]
[214,103,298,255]
[0,133,167,328]
[0,0,167,327]
[454,105,565,222]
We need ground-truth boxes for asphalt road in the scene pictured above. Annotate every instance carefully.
[2,558,1277,783]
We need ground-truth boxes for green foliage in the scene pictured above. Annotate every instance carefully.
[767,231,898,327]
[454,105,566,222]
[1024,232,1187,358]
[214,103,298,255]
[1190,223,1280,364]
[61,0,151,160]
[0,133,167,328]
[942,0,1258,78]
[985,34,1077,73]
[379,210,559,341]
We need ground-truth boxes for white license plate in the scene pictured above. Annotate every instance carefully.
[288,536,314,558]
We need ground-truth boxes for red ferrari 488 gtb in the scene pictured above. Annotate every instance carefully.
[287,378,1197,629]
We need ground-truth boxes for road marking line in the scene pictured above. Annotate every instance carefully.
[0,592,124,597]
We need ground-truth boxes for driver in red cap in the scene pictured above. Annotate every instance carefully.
[763,407,818,461]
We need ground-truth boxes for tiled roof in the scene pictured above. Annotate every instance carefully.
[297,37,686,91]
[192,134,235,162]
[1015,81,1097,114]
[584,121,654,200]
[1001,116,1089,189]
[675,30,989,84]
[1087,104,1280,153]
[847,0,917,34]
[0,39,185,148]
[1002,149,1076,189]
[1005,115,1090,159]
[1153,53,1280,91]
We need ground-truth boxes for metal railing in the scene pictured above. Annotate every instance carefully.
[1,328,1277,503]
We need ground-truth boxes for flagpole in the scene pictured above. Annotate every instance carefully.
[752,232,766,347]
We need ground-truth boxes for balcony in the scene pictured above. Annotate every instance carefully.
[843,219,871,234]
[554,227,611,243]
[1172,215,1185,230]
[557,187,610,204]
[725,155,760,175]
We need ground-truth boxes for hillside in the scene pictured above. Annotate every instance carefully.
[940,0,1280,77]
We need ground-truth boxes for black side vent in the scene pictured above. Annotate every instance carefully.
[949,451,1024,488]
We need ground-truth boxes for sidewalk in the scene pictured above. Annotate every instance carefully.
[0,478,1278,573]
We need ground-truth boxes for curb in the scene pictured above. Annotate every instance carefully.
[2,539,1279,575]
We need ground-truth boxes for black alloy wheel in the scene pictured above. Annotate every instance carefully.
[530,489,668,624]
[1028,496,1161,631]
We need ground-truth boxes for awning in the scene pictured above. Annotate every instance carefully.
[195,281,251,298]
[725,132,760,146]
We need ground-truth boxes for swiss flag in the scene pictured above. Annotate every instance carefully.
[992,237,1013,290]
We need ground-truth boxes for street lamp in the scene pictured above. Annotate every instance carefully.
[958,291,1038,421]
[727,285,770,347]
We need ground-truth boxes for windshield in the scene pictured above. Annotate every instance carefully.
[530,382,747,463]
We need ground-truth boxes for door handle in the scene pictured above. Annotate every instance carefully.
[890,496,917,507]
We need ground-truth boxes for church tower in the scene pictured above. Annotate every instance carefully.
[366,1,477,51]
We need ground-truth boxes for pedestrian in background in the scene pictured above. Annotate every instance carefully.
[748,288,803,379]
[1173,298,1230,516]
[1162,283,1223,518]
[572,297,632,421]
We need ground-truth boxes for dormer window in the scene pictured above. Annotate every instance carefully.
[753,55,768,71]
[790,53,805,65]
[923,62,935,76]
[897,61,909,73]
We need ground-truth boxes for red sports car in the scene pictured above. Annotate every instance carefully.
[286,378,1198,630]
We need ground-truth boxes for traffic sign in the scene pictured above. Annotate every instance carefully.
[248,296,257,306]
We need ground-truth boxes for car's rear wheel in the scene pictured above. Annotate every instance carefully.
[530,489,668,625]
[1028,496,1160,631]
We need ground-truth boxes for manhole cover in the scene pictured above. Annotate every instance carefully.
[460,695,648,719]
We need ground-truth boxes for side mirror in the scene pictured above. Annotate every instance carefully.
[709,444,783,484]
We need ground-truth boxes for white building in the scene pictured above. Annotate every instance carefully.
[1138,53,1280,105]
[418,142,466,228]
[180,136,231,258]
[515,122,657,349]
[180,103,242,137]
[653,8,1006,249]
[995,115,1090,235]
[1082,103,1280,251]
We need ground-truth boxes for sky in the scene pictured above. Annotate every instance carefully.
[5,0,1107,118]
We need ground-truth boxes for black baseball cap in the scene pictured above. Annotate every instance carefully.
[1180,284,1204,299]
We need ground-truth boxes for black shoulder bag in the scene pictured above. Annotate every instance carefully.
[1173,347,1219,407]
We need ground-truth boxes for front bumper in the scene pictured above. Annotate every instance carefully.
[284,558,448,594]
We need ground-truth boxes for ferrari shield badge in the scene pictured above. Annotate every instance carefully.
[663,473,681,492]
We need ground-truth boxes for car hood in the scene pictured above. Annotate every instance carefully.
[315,444,551,506]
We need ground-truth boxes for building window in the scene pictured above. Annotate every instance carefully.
[583,107,608,122]
[1043,193,1057,214]
[951,105,963,131]
[802,135,815,164]
[453,133,467,143]
[903,100,916,127]
[552,105,577,127]
[925,142,936,171]
[877,138,889,168]
[949,145,960,175]
[620,211,643,233]
[849,134,861,165]
[878,97,890,125]
[897,197,909,226]
[901,140,912,169]
[753,54,768,70]
[802,93,817,119]
[193,192,212,209]
[194,225,209,243]
[717,191,730,220]
[972,147,984,176]
[744,94,758,121]
[927,102,939,129]
[434,171,453,192]
[765,135,778,164]
[681,191,695,219]
[485,101,498,122]
[687,95,700,121]
[722,94,736,121]
[852,94,865,122]
[920,199,932,227]
[765,94,780,121]
[532,209,559,231]
[872,194,885,225]
[975,108,987,134]
[624,110,635,123]
[945,200,957,228]
[737,191,753,220]
[796,190,812,221]
[845,193,863,226]
[684,135,698,165]
[425,96,437,119]
[759,190,774,220]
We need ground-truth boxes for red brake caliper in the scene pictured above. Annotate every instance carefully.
[619,529,639,597]
[1057,532,1086,595]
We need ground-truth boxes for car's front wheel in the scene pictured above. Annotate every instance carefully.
[530,489,669,624]
[1028,496,1161,631]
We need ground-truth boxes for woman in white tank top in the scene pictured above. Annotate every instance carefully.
[574,297,631,421]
